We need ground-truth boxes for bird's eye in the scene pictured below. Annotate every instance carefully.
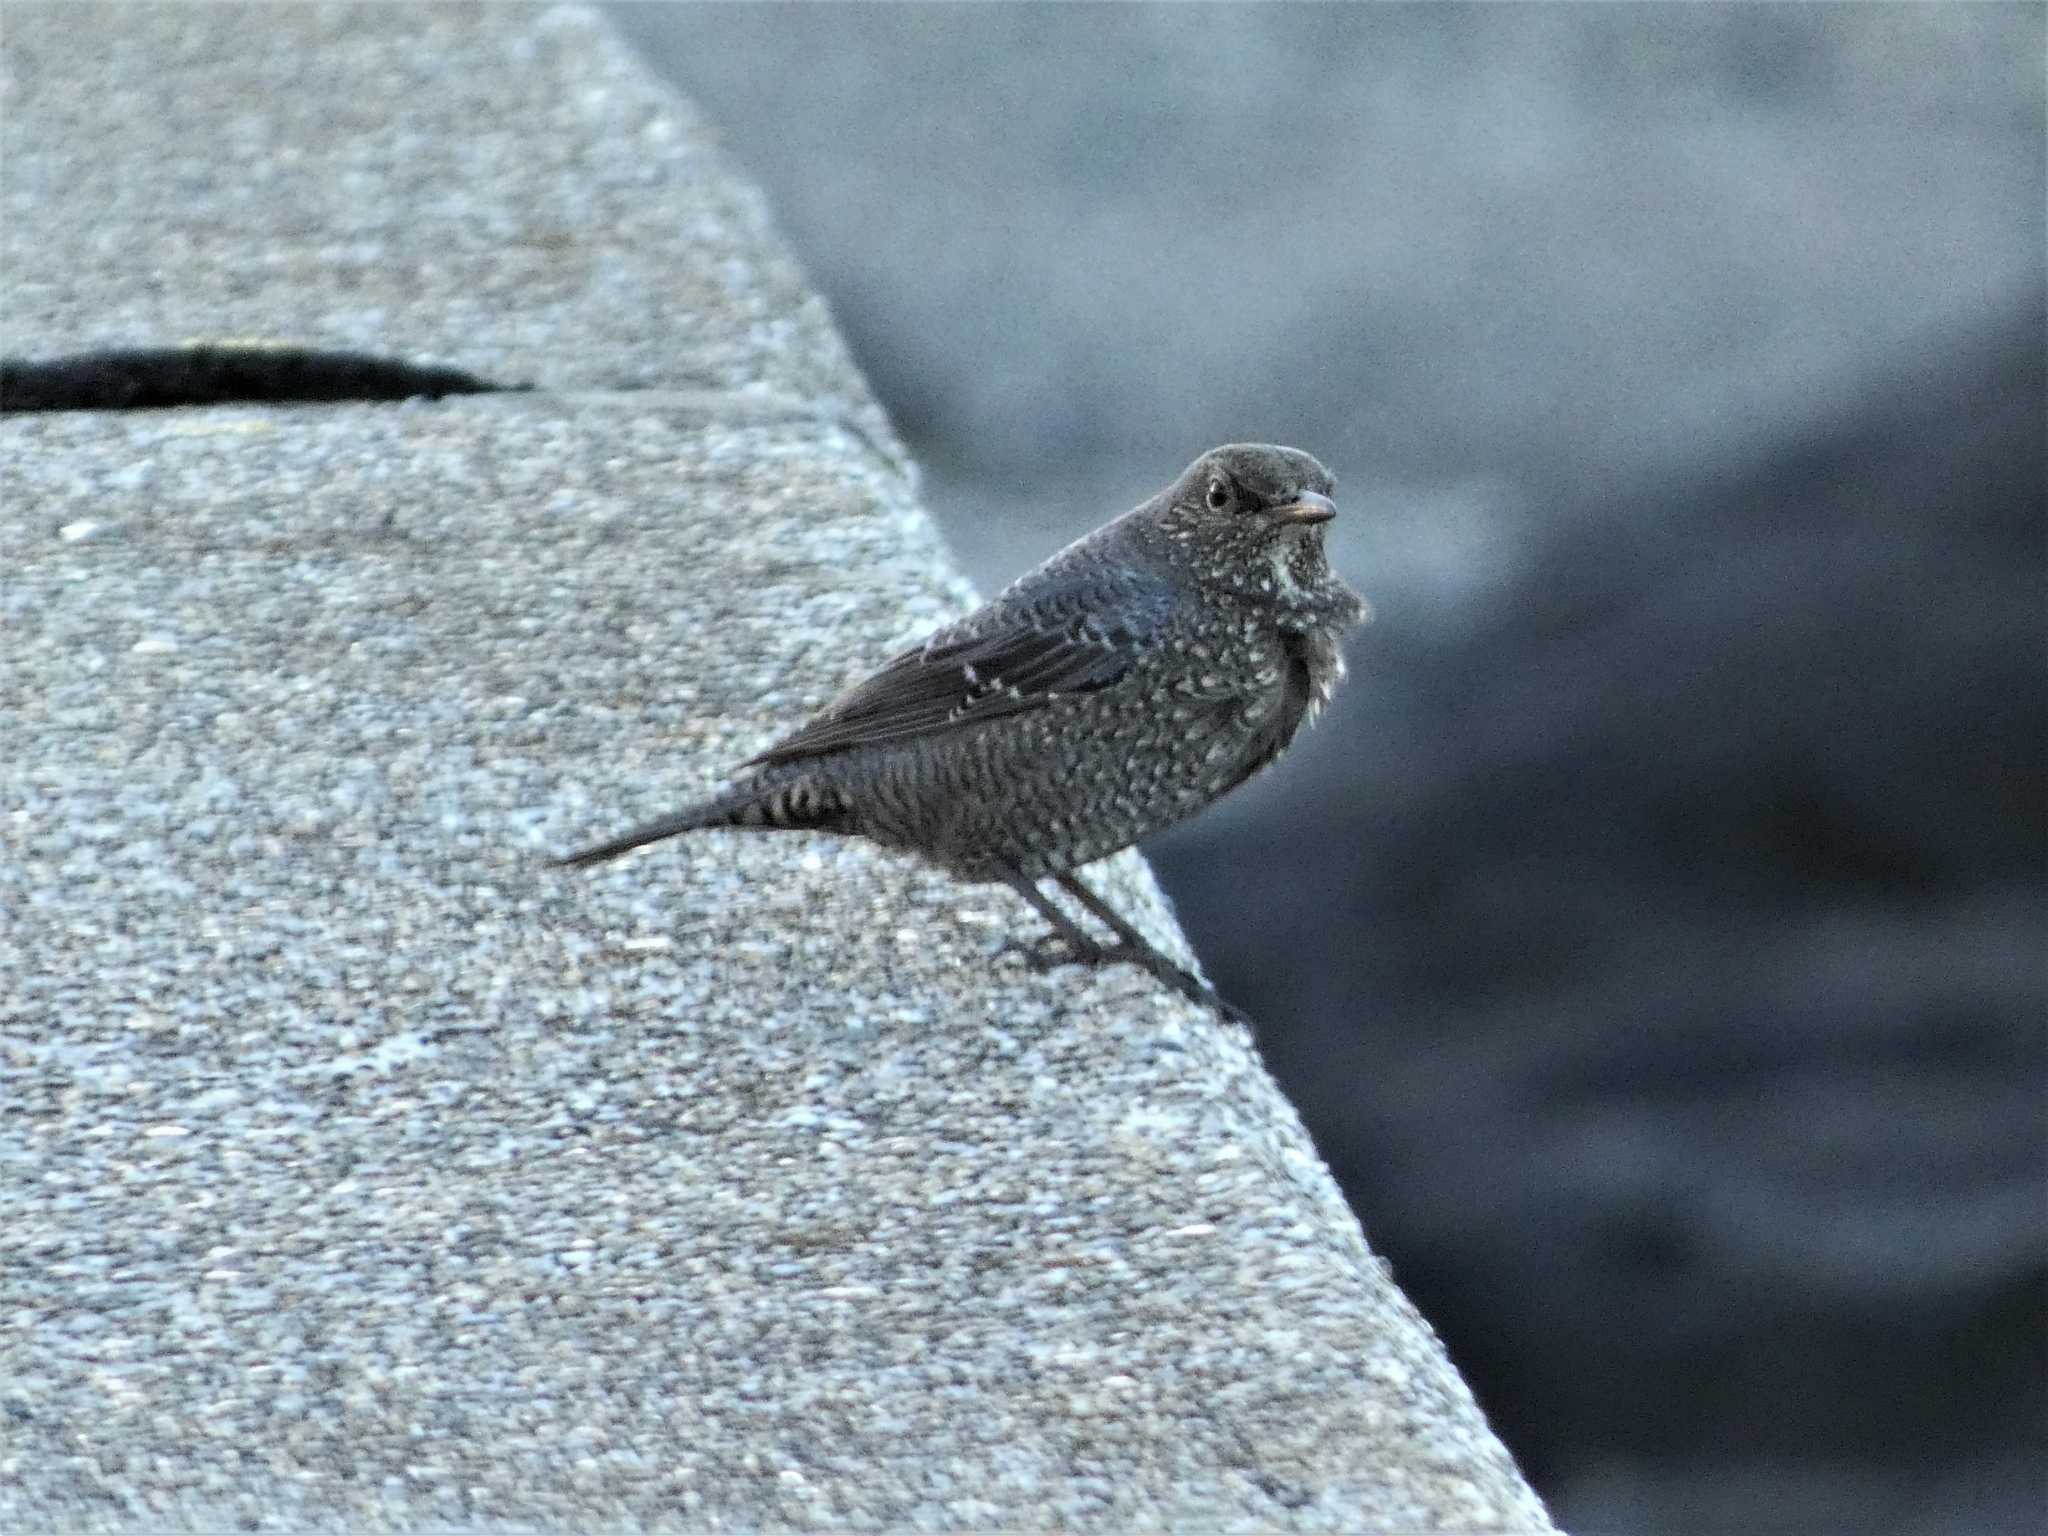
[1205,478,1232,511]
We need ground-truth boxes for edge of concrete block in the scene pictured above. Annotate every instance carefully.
[0,5,1555,1530]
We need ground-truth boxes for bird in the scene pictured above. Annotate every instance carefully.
[559,443,1369,1023]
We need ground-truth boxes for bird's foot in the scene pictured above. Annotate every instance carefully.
[1080,943,1256,1031]
[996,869,1255,1030]
[993,931,1102,974]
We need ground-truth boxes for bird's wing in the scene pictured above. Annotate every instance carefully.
[744,565,1175,766]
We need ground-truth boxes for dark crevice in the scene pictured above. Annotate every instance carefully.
[0,346,530,413]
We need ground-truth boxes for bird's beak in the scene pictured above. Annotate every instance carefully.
[1270,491,1337,526]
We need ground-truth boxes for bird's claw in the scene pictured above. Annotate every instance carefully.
[1000,934,1254,1029]
[993,931,1101,973]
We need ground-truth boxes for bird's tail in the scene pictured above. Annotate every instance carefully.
[555,775,849,868]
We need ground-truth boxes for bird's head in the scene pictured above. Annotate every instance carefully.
[1142,444,1347,606]
[1168,443,1338,534]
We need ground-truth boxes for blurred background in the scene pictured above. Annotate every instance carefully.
[612,6,2044,1532]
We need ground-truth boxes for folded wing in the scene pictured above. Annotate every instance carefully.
[745,564,1175,766]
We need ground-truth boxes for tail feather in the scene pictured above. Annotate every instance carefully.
[556,778,848,867]
[555,804,729,867]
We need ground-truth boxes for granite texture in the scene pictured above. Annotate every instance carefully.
[0,5,1553,1530]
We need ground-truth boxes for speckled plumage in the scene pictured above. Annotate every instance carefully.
[563,444,1368,1018]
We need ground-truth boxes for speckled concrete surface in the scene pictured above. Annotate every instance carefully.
[0,2,889,442]
[0,5,1553,1531]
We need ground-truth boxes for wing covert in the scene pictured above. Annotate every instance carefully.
[744,565,1174,767]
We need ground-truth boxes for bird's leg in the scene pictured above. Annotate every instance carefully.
[996,872,1110,971]
[1050,871,1254,1029]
